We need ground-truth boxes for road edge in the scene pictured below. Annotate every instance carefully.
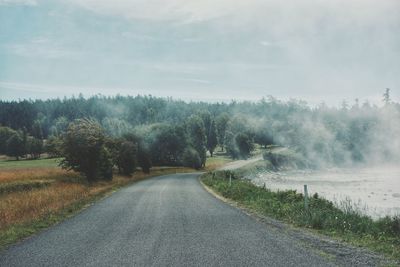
[198,175,395,267]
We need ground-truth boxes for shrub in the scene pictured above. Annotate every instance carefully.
[182,147,202,169]
[116,141,137,176]
[60,118,113,182]
[6,132,25,160]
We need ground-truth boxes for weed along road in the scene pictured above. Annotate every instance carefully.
[0,173,334,267]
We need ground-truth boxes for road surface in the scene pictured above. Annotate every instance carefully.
[0,173,335,266]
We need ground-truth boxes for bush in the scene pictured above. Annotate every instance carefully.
[6,132,25,160]
[226,132,254,159]
[27,137,43,159]
[44,136,63,157]
[60,118,113,182]
[116,141,137,176]
[182,147,202,169]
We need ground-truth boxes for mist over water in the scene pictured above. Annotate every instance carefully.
[230,98,400,218]
[251,165,400,218]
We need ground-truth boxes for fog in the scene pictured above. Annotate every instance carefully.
[231,99,400,218]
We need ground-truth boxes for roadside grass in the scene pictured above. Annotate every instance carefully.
[201,171,400,262]
[0,166,194,250]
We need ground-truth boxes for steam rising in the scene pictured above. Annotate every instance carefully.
[228,99,400,168]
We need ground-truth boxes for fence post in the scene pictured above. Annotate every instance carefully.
[304,184,309,212]
[229,174,232,187]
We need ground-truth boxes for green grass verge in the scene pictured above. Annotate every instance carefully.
[202,171,400,262]
[0,158,61,170]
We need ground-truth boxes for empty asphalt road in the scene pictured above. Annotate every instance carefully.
[0,173,335,267]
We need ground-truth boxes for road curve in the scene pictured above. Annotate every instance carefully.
[0,173,334,267]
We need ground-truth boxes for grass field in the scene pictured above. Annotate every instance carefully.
[0,158,60,170]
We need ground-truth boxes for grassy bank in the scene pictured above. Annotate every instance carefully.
[201,170,400,262]
[0,161,194,250]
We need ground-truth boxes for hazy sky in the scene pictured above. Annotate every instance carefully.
[1,0,399,105]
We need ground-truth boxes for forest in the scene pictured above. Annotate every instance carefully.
[0,91,399,181]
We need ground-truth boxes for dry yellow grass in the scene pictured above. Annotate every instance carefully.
[0,182,88,229]
[0,166,194,233]
[0,168,77,183]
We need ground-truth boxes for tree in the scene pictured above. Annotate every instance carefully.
[182,147,202,169]
[225,132,254,159]
[116,141,137,176]
[27,136,43,159]
[32,120,43,139]
[0,126,17,154]
[186,115,207,167]
[383,88,391,105]
[254,124,273,148]
[215,113,229,151]
[6,132,25,160]
[60,118,113,182]
[235,133,254,159]
[99,147,113,181]
[143,124,187,166]
[45,136,63,158]
[207,120,218,157]
[50,116,69,136]
[137,143,152,173]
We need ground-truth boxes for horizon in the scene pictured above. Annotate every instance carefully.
[0,89,396,109]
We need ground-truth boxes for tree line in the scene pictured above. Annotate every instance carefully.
[1,91,399,181]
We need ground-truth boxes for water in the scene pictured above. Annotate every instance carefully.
[251,165,400,218]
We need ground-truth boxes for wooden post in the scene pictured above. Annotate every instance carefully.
[229,174,232,187]
[304,184,309,212]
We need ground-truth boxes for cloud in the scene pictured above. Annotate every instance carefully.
[65,0,244,23]
[0,0,37,6]
[5,38,79,59]
[62,0,400,27]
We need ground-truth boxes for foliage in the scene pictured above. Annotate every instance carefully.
[182,147,202,169]
[138,123,187,166]
[44,136,63,158]
[6,133,25,160]
[60,118,113,182]
[254,124,273,148]
[207,120,218,157]
[137,144,152,173]
[215,113,230,151]
[1,91,399,167]
[186,115,207,167]
[226,132,254,159]
[0,126,17,154]
[116,141,137,176]
[26,137,43,159]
